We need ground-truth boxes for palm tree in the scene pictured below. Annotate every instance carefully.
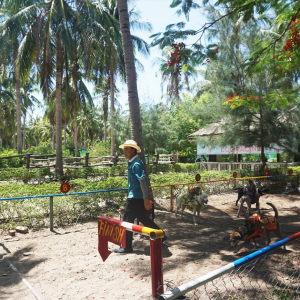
[13,0,115,176]
[116,0,147,161]
[0,65,15,149]
[20,80,40,149]
[0,1,27,154]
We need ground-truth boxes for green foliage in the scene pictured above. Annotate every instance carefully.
[0,164,298,231]
[272,288,300,300]
[24,141,55,155]
[0,150,26,168]
[148,163,198,174]
[87,141,111,157]
[0,177,128,231]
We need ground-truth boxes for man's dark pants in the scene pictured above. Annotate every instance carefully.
[123,198,160,249]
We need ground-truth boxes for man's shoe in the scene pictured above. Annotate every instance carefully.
[162,232,168,243]
[114,247,133,253]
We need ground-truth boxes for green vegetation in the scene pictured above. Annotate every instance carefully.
[0,164,298,231]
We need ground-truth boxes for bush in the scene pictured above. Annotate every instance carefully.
[24,141,55,155]
[0,163,298,231]
[0,150,26,168]
[0,177,128,231]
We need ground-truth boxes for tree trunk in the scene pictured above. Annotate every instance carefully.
[259,106,266,173]
[103,120,107,142]
[73,38,79,158]
[22,113,26,149]
[110,71,115,156]
[55,37,64,177]
[13,132,16,149]
[84,120,87,150]
[117,0,145,162]
[14,48,22,154]
[52,125,55,151]
[64,123,67,147]
[74,109,78,157]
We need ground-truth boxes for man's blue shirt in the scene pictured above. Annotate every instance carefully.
[127,156,148,199]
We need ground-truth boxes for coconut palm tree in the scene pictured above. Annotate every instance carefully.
[0,65,15,149]
[116,0,148,160]
[9,0,116,176]
[0,1,29,154]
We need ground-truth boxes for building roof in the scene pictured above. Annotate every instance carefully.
[188,121,226,139]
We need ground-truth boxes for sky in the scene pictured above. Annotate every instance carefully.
[117,0,206,109]
[33,0,206,117]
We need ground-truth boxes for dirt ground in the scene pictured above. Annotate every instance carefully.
[0,190,299,300]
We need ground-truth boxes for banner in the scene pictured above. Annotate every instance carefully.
[197,144,285,155]
[98,217,126,262]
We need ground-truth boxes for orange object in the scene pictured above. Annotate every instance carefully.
[145,200,153,217]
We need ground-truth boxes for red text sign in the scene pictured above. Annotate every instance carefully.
[233,172,237,178]
[98,217,126,262]
[265,170,270,176]
[195,174,201,182]
[288,169,293,175]
[60,182,70,193]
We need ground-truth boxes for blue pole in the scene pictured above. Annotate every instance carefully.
[0,188,129,201]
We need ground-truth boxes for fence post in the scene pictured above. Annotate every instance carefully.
[156,153,159,164]
[150,238,164,298]
[112,155,117,166]
[50,196,53,232]
[170,186,174,211]
[173,152,176,163]
[85,152,89,167]
[26,154,30,169]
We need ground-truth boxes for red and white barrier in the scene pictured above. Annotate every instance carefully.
[98,216,165,298]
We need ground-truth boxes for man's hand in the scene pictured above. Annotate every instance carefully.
[144,199,151,210]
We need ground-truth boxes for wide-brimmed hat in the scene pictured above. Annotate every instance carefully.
[119,140,141,153]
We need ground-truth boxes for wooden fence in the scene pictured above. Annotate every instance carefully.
[0,152,180,169]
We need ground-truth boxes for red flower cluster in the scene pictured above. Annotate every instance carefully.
[226,94,240,106]
[277,15,300,69]
[168,42,186,67]
[282,18,300,54]
[247,96,259,101]
[226,94,242,103]
[226,94,259,106]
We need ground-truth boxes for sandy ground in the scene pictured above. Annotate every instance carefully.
[0,191,299,300]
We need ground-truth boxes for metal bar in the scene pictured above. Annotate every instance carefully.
[4,256,43,300]
[98,216,164,239]
[159,231,300,300]
[0,188,129,201]
[149,175,295,188]
[50,196,53,232]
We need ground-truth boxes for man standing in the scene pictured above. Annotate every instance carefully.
[114,140,167,253]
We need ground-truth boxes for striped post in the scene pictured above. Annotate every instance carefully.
[98,217,165,298]
[158,232,300,300]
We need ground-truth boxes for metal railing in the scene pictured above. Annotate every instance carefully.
[158,232,300,300]
[150,174,299,211]
[0,188,128,231]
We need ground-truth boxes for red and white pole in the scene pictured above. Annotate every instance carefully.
[98,217,165,298]
[150,237,164,298]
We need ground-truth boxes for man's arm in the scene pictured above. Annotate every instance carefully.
[139,177,151,210]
